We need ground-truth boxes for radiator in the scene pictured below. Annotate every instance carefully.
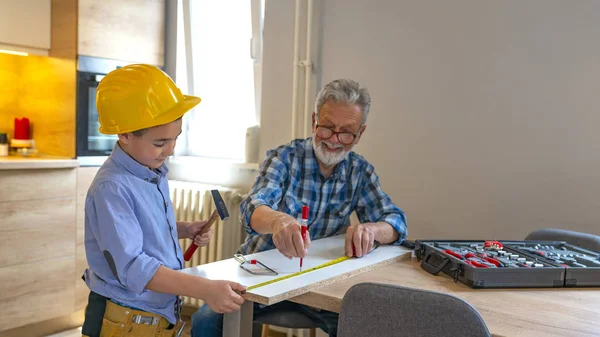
[169,180,246,307]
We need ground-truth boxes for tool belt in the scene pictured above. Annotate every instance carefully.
[81,291,185,337]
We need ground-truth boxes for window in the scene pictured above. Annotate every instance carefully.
[174,0,263,161]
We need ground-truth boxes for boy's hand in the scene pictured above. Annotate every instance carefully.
[187,220,214,247]
[205,280,246,313]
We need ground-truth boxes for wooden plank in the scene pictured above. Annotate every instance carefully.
[0,258,74,332]
[74,241,89,311]
[78,0,165,65]
[180,235,412,305]
[77,167,98,198]
[0,310,84,337]
[76,166,98,245]
[74,166,97,311]
[0,198,76,267]
[0,168,76,202]
[50,0,78,60]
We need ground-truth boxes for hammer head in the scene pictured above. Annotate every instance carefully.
[211,189,230,220]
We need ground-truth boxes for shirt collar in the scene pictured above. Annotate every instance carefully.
[305,137,348,182]
[110,142,169,183]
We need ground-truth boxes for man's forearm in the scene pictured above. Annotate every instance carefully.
[367,221,400,244]
[176,221,191,239]
[250,205,294,234]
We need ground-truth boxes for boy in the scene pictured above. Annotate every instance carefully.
[81,64,246,337]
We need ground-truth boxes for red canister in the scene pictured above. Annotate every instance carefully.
[14,118,30,140]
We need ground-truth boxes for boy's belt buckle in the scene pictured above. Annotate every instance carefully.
[132,314,159,325]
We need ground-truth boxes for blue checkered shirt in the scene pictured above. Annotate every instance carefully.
[238,137,407,254]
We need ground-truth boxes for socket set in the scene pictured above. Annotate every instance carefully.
[414,240,600,288]
[506,241,600,287]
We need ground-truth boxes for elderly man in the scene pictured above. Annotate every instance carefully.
[191,79,407,337]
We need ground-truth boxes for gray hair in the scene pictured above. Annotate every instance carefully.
[314,79,371,125]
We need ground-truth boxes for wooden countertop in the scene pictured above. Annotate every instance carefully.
[289,257,600,337]
[0,155,79,170]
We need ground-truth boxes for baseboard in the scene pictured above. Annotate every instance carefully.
[0,310,84,337]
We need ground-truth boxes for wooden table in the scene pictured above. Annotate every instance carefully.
[289,256,600,337]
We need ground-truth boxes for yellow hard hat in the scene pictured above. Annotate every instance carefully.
[96,64,201,134]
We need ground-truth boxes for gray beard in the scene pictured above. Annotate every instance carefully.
[313,139,350,166]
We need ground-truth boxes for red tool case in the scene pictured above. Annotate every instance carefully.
[414,240,600,288]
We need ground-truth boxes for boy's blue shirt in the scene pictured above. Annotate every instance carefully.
[83,143,183,324]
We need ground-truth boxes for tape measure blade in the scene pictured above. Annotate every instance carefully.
[247,255,351,291]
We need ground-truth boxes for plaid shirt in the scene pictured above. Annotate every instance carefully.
[238,137,407,254]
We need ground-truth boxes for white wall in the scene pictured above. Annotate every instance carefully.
[258,0,297,157]
[259,0,600,240]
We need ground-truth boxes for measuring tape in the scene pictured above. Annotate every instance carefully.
[247,255,352,290]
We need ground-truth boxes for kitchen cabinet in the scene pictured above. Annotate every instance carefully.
[78,0,166,66]
[0,166,77,332]
[0,0,51,55]
[75,166,99,311]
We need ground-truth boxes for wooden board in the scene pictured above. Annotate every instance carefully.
[0,168,76,202]
[78,0,165,66]
[0,198,76,267]
[0,310,84,337]
[180,235,412,305]
[50,0,78,60]
[75,166,99,311]
[0,257,74,332]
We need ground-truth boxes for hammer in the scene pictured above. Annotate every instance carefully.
[183,189,230,261]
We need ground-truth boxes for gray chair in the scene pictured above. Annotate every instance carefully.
[524,228,600,252]
[338,282,491,337]
[253,311,317,337]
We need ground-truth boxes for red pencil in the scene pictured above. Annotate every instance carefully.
[300,205,309,271]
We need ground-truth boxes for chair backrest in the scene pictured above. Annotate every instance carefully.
[524,228,600,252]
[338,282,491,337]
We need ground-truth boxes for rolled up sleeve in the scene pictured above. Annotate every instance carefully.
[240,150,288,235]
[356,164,408,245]
[88,182,162,295]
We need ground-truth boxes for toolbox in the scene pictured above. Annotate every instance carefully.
[506,241,600,287]
[414,240,600,288]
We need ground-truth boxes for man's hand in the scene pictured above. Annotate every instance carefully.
[186,220,214,247]
[345,223,375,257]
[204,280,246,313]
[271,213,311,259]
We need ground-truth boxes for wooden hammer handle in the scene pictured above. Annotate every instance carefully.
[183,209,219,261]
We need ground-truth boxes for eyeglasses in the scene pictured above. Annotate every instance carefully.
[315,124,362,145]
